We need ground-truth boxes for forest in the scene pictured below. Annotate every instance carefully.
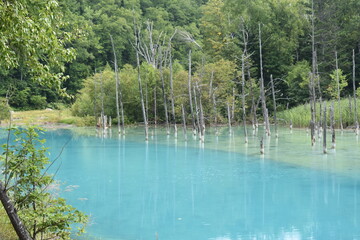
[2,1,360,239]
[1,0,360,128]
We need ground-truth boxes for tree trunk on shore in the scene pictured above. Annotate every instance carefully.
[0,182,33,240]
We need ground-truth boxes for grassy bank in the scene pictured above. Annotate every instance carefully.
[0,109,94,127]
[278,98,360,128]
[0,207,17,240]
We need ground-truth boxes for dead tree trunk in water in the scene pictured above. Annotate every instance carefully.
[195,80,205,142]
[227,103,232,134]
[335,51,343,131]
[154,88,157,125]
[159,47,170,135]
[110,34,125,135]
[212,92,218,135]
[100,72,106,130]
[353,49,359,134]
[323,102,327,154]
[258,23,270,136]
[93,72,97,126]
[270,75,278,138]
[193,85,201,138]
[241,23,257,130]
[309,72,316,146]
[241,53,248,143]
[188,50,196,134]
[136,51,148,140]
[181,104,187,141]
[169,52,177,135]
[331,102,336,149]
[132,19,149,140]
[0,182,32,240]
[231,87,235,121]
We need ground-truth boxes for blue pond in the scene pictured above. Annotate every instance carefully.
[32,127,360,239]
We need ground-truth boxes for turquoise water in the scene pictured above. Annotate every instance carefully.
[3,126,360,239]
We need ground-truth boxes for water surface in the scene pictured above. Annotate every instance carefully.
[9,126,360,239]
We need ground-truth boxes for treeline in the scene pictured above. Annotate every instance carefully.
[1,0,360,126]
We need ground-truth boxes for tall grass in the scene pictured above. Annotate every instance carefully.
[278,98,360,128]
[0,207,17,240]
[0,109,95,127]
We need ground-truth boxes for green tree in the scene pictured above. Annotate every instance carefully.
[327,69,348,99]
[0,127,88,239]
[0,0,76,88]
[286,60,311,106]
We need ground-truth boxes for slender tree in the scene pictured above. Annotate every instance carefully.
[335,51,343,131]
[353,49,359,134]
[241,53,248,143]
[323,102,327,154]
[110,34,125,135]
[258,23,270,136]
[331,102,336,149]
[169,48,177,135]
[270,75,278,138]
[159,46,170,135]
[181,104,187,141]
[188,50,196,134]
[133,19,149,140]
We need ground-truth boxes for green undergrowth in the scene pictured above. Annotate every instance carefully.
[278,98,360,128]
[0,207,17,240]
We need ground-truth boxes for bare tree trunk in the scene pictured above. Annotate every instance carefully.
[159,48,170,135]
[270,74,278,138]
[260,137,264,155]
[154,87,157,125]
[188,50,196,134]
[195,80,205,142]
[353,49,359,135]
[249,68,257,130]
[100,72,105,130]
[0,182,33,240]
[209,71,214,99]
[315,51,323,135]
[136,51,149,141]
[212,92,218,135]
[169,52,177,135]
[227,103,232,134]
[258,23,270,136]
[331,101,336,149]
[93,71,97,127]
[193,85,200,138]
[335,51,343,131]
[323,102,327,154]
[241,53,248,143]
[181,104,187,141]
[110,34,125,135]
[310,0,317,137]
[231,87,235,121]
[309,72,316,146]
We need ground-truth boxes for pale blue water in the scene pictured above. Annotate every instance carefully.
[3,126,360,239]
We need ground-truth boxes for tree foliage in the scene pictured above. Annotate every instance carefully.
[0,127,88,239]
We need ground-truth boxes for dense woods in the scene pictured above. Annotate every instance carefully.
[1,0,360,127]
